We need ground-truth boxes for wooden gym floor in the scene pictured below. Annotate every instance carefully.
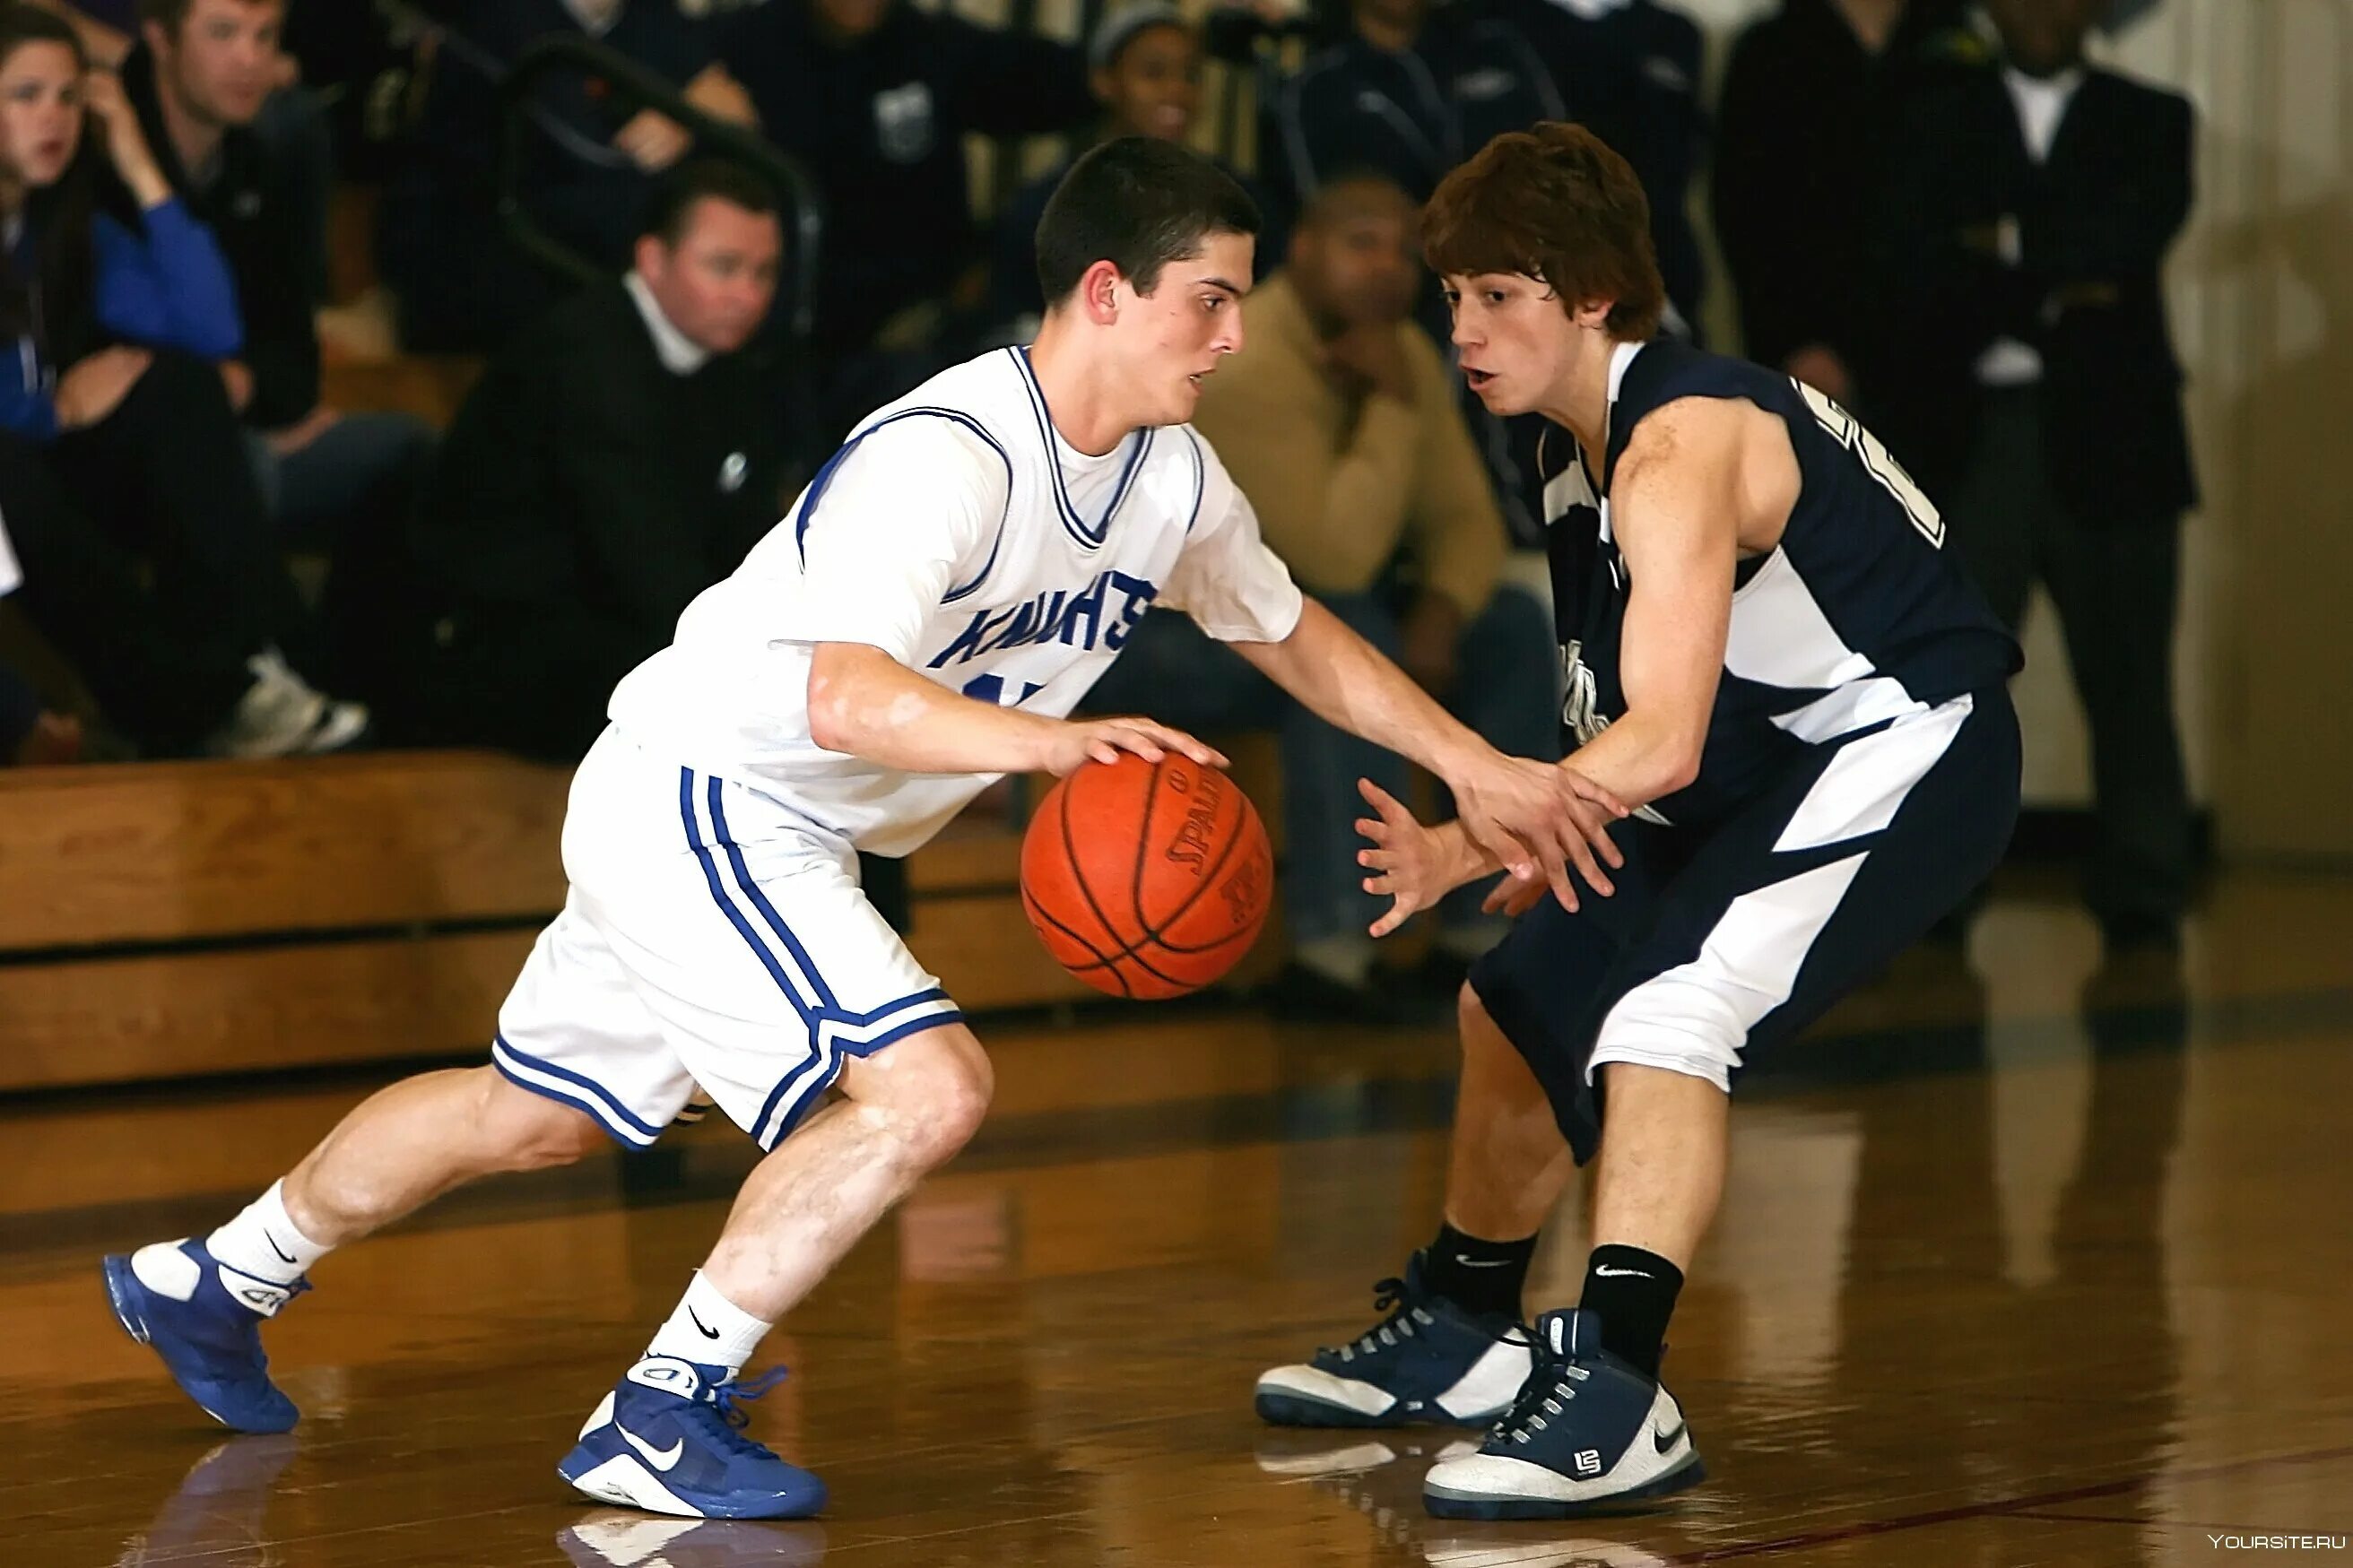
[3,870,2349,1566]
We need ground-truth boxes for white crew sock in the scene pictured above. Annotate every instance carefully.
[205,1180,332,1286]
[644,1271,772,1375]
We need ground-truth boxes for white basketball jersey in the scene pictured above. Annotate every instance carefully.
[605,347,1304,856]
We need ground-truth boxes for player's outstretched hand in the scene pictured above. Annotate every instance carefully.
[1043,717,1229,777]
[1356,778,1477,938]
[1446,754,1627,914]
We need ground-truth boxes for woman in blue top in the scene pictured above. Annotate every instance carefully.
[0,2,364,757]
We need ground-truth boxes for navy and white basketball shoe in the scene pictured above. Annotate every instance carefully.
[102,1239,306,1434]
[1421,1308,1704,1519]
[559,1356,826,1520]
[1255,1252,1532,1428]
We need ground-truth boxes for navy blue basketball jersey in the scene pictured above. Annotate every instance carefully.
[1542,338,2019,827]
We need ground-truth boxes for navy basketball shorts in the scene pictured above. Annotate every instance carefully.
[1468,689,2020,1164]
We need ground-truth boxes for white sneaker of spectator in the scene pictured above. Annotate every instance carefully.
[206,648,369,759]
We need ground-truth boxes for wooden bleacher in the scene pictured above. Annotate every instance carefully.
[0,753,1126,1096]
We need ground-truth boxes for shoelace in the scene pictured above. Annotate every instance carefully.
[693,1365,792,1458]
[1320,1276,1437,1365]
[1489,1350,1590,1446]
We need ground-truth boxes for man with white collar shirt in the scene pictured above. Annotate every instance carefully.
[367,162,789,767]
[1872,0,2198,952]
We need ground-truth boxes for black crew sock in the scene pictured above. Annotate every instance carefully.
[1421,1222,1538,1321]
[1577,1244,1684,1382]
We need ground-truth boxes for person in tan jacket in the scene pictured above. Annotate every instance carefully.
[1088,173,1558,1022]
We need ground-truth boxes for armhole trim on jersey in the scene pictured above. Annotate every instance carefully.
[794,408,1016,602]
[1183,428,1207,533]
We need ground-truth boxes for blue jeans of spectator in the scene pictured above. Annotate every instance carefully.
[247,411,437,554]
[1086,585,1560,947]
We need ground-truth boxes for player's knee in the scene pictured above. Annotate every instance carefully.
[850,1026,994,1166]
[475,1070,610,1170]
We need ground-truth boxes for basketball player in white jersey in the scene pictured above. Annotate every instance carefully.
[101,137,1625,1521]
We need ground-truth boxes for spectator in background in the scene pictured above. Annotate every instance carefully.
[379,0,759,351]
[124,0,434,565]
[1090,174,1556,1020]
[363,162,788,766]
[1264,0,1560,221]
[719,0,1098,437]
[1497,0,1706,337]
[1712,0,1968,406]
[1873,0,2198,950]
[0,2,364,756]
[980,3,1274,344]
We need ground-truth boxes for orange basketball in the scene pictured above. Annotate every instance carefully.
[1019,753,1274,1000]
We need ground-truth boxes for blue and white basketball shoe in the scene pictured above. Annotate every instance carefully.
[559,1356,827,1520]
[102,1239,306,1434]
[1255,1252,1532,1428]
[1421,1308,1705,1519]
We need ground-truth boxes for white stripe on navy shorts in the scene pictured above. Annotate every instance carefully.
[491,727,964,1151]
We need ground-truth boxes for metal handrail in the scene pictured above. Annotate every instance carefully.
[491,30,825,343]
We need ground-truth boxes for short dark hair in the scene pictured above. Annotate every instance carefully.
[639,160,783,247]
[1035,136,1259,306]
[138,0,281,39]
[1422,123,1665,342]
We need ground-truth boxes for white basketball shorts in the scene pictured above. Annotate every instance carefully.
[490,727,963,1151]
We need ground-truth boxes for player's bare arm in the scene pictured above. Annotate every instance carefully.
[1227,595,1627,915]
[807,643,1227,778]
[1360,399,1779,927]
[1556,398,1764,806]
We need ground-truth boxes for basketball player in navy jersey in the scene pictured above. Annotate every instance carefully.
[1255,124,2024,1517]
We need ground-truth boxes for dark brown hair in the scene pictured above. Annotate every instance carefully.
[137,0,281,39]
[1421,122,1664,342]
[0,3,103,360]
[1037,135,1258,305]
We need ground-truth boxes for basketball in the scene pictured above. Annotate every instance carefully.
[1019,753,1274,999]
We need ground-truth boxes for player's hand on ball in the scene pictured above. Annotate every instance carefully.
[1446,754,1627,914]
[1043,717,1229,776]
[1357,777,1474,938]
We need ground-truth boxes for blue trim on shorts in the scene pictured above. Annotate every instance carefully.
[708,777,842,1013]
[749,988,966,1148]
[760,1008,968,1150]
[680,768,819,1026]
[678,768,965,1150]
[491,1035,661,1148]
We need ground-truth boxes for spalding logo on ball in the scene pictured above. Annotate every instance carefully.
[1019,753,1273,998]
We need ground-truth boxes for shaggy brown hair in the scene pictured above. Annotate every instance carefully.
[1421,122,1665,342]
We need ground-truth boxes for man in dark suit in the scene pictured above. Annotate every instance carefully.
[367,161,787,765]
[1712,0,1971,409]
[1874,0,2197,949]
